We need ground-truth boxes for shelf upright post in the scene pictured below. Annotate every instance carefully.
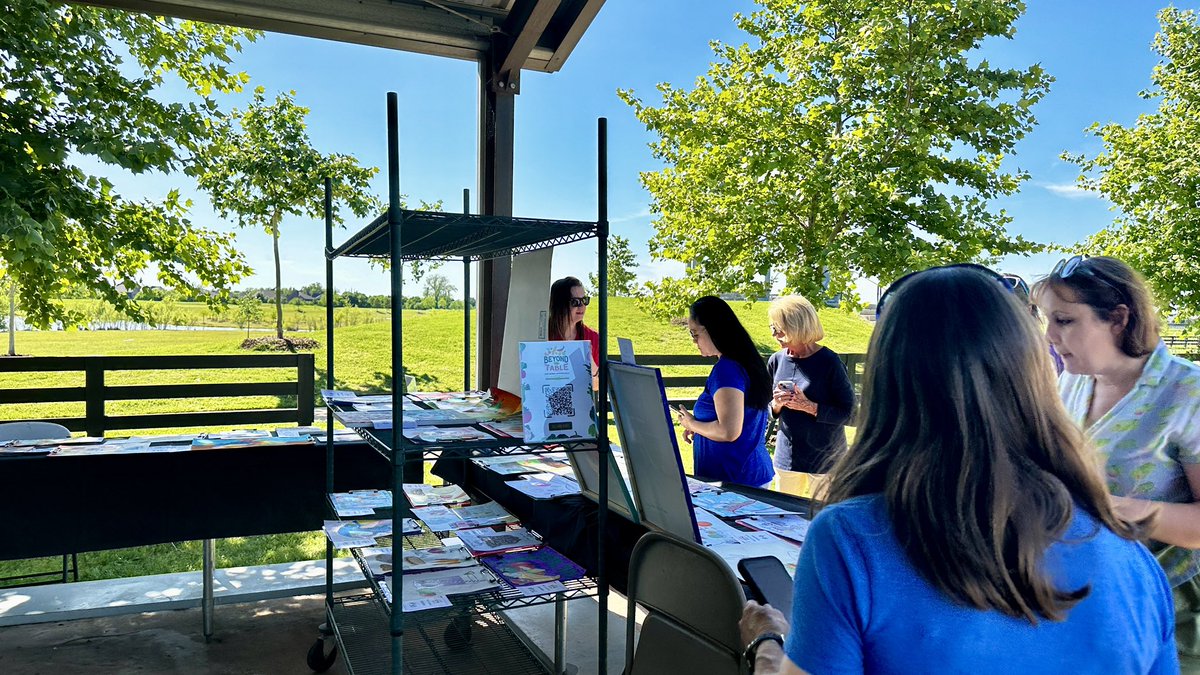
[386,91,406,675]
[324,176,335,612]
[595,116,610,675]
[463,188,472,392]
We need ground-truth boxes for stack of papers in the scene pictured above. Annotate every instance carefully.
[707,530,802,579]
[322,518,420,548]
[694,508,756,546]
[413,502,517,531]
[505,473,580,499]
[736,514,812,543]
[457,527,542,556]
[396,565,500,611]
[692,491,797,518]
[402,484,469,507]
[329,490,392,517]
[360,544,476,577]
[191,436,313,450]
[517,457,574,476]
[404,426,494,444]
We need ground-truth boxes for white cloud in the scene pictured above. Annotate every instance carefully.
[610,207,653,224]
[1042,182,1096,199]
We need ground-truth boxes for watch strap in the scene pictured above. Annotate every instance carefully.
[743,631,785,673]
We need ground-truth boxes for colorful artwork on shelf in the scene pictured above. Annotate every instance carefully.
[480,546,586,588]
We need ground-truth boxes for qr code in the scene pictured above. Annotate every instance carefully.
[543,384,575,418]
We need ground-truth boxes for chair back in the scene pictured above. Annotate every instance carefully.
[0,421,72,442]
[625,531,748,675]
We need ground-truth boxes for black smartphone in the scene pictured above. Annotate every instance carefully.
[737,556,794,616]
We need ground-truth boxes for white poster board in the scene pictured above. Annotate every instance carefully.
[497,248,552,396]
[607,361,700,542]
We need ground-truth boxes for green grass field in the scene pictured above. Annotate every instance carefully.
[0,298,874,584]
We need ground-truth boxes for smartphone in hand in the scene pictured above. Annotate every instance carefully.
[738,556,794,617]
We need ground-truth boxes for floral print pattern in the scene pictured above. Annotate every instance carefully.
[1060,342,1200,587]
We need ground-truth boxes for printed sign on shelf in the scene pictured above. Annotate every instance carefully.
[519,340,597,443]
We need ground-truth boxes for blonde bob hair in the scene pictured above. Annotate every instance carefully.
[768,294,824,345]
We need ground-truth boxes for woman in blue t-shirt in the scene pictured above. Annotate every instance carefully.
[673,296,774,487]
[737,265,1176,675]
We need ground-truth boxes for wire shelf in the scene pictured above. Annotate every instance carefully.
[327,209,599,262]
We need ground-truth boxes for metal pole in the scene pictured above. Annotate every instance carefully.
[463,189,471,392]
[324,176,336,611]
[202,538,215,642]
[554,592,568,675]
[595,116,609,675]
[387,91,405,675]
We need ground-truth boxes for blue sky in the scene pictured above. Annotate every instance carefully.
[91,1,1197,300]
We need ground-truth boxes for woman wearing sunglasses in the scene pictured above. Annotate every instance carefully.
[548,277,601,389]
[1035,255,1200,665]
[674,296,774,488]
[739,265,1174,674]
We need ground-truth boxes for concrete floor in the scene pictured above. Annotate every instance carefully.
[0,594,345,675]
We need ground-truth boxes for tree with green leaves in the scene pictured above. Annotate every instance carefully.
[234,295,265,339]
[620,0,1050,316]
[1066,7,1200,325]
[0,1,258,328]
[193,87,381,339]
[589,235,639,297]
[423,274,456,309]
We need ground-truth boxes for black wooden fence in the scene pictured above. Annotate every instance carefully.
[611,352,868,409]
[0,354,315,436]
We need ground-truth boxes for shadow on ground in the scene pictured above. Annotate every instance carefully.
[0,594,344,675]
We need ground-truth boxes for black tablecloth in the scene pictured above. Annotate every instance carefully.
[431,455,812,595]
[0,442,389,560]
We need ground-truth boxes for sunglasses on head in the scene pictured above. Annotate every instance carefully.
[569,296,591,308]
[1051,255,1125,301]
[876,263,1013,320]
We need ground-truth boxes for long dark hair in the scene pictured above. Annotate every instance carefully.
[548,276,586,341]
[823,266,1153,622]
[689,296,771,409]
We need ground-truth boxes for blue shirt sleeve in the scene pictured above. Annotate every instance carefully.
[784,508,866,674]
[711,357,749,393]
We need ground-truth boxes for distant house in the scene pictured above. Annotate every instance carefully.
[115,282,143,300]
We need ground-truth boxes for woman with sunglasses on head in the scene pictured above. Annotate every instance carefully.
[738,265,1175,675]
[674,296,774,488]
[549,276,601,390]
[1035,255,1200,665]
[766,295,855,496]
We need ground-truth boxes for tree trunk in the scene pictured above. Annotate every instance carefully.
[271,212,284,340]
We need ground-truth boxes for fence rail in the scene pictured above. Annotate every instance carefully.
[609,352,867,408]
[1164,335,1200,354]
[0,354,315,436]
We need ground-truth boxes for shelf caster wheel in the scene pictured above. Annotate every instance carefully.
[444,615,473,651]
[307,637,338,672]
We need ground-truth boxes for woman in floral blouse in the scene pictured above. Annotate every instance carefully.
[1036,255,1200,665]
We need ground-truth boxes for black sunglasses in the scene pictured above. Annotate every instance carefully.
[569,296,591,308]
[876,263,1013,320]
[1051,255,1126,302]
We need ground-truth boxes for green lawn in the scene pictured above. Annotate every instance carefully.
[0,298,873,584]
